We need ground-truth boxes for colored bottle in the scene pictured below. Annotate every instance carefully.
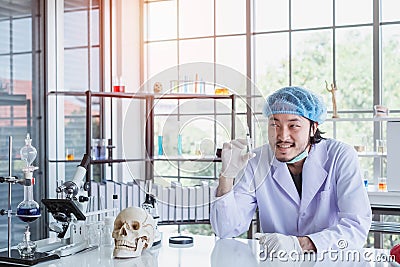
[178,134,182,156]
[158,135,163,156]
[17,174,41,223]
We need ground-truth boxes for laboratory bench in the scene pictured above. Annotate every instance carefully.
[368,189,400,208]
[367,189,400,220]
[367,189,400,249]
[0,234,395,267]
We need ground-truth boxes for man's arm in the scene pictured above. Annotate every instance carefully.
[216,175,234,197]
[298,236,317,252]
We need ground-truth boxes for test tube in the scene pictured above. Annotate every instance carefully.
[246,126,252,153]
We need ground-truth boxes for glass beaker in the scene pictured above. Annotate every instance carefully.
[102,217,115,246]
[376,139,386,154]
[353,135,367,153]
[86,221,102,246]
[378,177,387,192]
[113,76,125,92]
[194,142,202,156]
[214,88,229,95]
[66,148,75,160]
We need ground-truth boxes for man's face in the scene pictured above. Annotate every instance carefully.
[267,114,315,162]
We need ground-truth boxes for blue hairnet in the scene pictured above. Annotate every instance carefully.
[263,86,327,124]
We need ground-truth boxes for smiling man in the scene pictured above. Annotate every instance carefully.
[210,86,372,255]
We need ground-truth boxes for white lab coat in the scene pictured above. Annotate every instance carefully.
[210,139,372,251]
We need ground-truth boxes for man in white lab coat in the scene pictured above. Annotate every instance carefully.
[210,86,372,254]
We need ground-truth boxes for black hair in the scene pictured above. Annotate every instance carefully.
[309,120,325,144]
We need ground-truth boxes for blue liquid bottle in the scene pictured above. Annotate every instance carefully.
[157,122,164,156]
[177,134,182,156]
[158,135,163,156]
[16,174,41,223]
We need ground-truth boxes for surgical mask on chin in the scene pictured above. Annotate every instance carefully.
[286,149,308,164]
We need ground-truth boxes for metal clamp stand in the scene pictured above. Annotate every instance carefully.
[0,136,59,266]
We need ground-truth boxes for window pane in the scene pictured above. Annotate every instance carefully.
[291,30,332,100]
[64,96,87,168]
[216,36,246,94]
[13,54,32,84]
[13,18,32,52]
[91,9,99,45]
[145,0,177,41]
[336,27,373,110]
[336,0,372,26]
[154,161,178,177]
[90,47,100,91]
[381,0,400,22]
[63,0,100,94]
[0,56,10,91]
[179,99,215,115]
[64,10,88,47]
[215,114,235,144]
[382,24,400,109]
[145,41,178,90]
[158,115,219,158]
[0,20,10,53]
[179,0,213,38]
[180,161,217,180]
[64,49,88,90]
[179,38,214,65]
[235,113,249,137]
[216,0,246,35]
[253,33,289,96]
[253,0,288,32]
[292,0,332,29]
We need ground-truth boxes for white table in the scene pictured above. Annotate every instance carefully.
[12,234,394,267]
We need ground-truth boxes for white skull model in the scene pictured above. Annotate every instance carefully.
[153,82,163,93]
[112,207,155,258]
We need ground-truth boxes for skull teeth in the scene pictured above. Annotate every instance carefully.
[115,237,149,251]
[115,239,136,249]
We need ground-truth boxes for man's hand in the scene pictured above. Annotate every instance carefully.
[254,233,302,257]
[220,139,255,179]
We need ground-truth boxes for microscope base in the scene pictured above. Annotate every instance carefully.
[0,249,59,266]
[152,230,162,247]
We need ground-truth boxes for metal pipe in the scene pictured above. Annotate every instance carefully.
[86,90,92,196]
[7,136,12,257]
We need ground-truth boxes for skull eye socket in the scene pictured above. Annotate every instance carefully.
[132,221,140,230]
[115,221,123,229]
